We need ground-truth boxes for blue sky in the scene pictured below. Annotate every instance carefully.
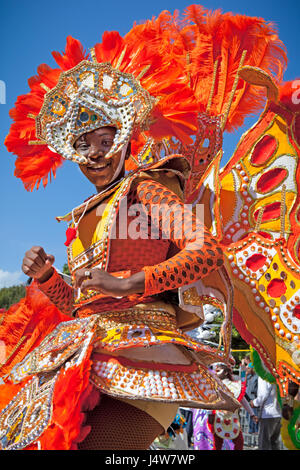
[0,0,299,287]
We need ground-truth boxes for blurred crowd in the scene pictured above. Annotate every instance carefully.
[151,356,298,451]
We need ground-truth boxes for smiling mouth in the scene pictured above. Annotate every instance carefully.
[88,162,111,171]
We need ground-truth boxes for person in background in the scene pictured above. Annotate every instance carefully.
[281,380,299,422]
[179,407,194,448]
[281,381,300,450]
[239,356,251,381]
[250,377,282,450]
[245,363,259,434]
[207,363,258,450]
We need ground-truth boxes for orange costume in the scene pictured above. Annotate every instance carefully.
[1,5,295,450]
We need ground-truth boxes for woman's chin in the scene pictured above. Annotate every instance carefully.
[88,169,113,189]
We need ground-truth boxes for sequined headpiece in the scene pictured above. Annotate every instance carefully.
[5,6,286,190]
[36,61,154,164]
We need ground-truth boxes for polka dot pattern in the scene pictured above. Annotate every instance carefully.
[39,178,225,310]
[37,268,73,315]
[133,179,224,296]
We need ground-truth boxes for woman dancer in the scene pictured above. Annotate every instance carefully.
[1,6,286,450]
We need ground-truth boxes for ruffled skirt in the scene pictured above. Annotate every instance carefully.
[0,287,239,450]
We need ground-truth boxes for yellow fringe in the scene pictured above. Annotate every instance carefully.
[115,46,127,69]
[40,83,51,93]
[221,50,247,130]
[206,59,219,113]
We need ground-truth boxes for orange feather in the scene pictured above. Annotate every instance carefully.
[5,5,288,190]
[52,36,89,70]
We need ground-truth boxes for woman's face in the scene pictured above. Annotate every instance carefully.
[74,126,126,192]
[215,365,228,379]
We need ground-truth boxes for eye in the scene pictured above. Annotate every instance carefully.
[76,142,89,151]
[102,139,114,147]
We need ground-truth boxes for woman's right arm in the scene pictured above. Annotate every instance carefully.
[22,246,74,317]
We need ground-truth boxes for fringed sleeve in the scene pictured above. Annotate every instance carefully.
[135,179,224,297]
[37,268,74,316]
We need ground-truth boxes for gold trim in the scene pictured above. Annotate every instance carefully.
[128,154,139,166]
[206,59,219,113]
[36,60,154,142]
[221,50,247,130]
[249,132,279,168]
[137,65,151,81]
[28,140,47,145]
[293,236,300,266]
[90,47,97,63]
[238,65,279,103]
[40,83,51,93]
[0,336,26,368]
[291,112,300,151]
[115,46,127,69]
[280,184,287,238]
[255,206,265,232]
[255,165,288,195]
[226,113,275,169]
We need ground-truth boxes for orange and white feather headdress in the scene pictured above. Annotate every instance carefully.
[5,5,287,191]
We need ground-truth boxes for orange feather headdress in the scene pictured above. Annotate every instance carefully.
[5,5,287,191]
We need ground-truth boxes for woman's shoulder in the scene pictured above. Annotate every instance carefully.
[132,169,184,200]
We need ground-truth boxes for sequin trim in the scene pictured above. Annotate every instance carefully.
[90,353,224,407]
[0,373,57,450]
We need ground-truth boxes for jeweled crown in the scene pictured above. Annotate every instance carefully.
[36,61,155,164]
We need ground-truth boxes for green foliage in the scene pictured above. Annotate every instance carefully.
[0,285,26,310]
[62,263,70,275]
[231,325,249,352]
[211,314,250,364]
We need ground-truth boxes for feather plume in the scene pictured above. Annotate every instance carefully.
[52,36,89,70]
[279,79,300,112]
[175,7,287,131]
[5,5,288,190]
[5,63,63,190]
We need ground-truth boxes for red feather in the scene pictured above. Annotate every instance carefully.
[5,5,288,190]
[52,36,89,70]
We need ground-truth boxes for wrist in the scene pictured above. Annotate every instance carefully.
[122,272,145,296]
[36,267,54,284]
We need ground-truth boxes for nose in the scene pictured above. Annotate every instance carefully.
[87,143,104,161]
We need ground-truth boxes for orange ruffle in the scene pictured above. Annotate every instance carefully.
[0,283,69,377]
[39,344,100,450]
[0,285,100,450]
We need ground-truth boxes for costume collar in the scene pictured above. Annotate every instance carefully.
[56,154,190,224]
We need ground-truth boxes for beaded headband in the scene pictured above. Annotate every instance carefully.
[36,61,155,164]
[5,9,287,191]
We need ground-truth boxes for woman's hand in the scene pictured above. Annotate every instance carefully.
[74,268,145,298]
[22,246,55,283]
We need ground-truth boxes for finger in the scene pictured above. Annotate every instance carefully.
[22,256,53,278]
[80,279,101,295]
[25,247,49,268]
[30,246,48,262]
[45,255,55,268]
[23,253,46,270]
[46,254,55,264]
[23,252,55,275]
[74,270,85,287]
[22,264,36,276]
[74,270,92,288]
[22,260,42,274]
[22,263,42,277]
